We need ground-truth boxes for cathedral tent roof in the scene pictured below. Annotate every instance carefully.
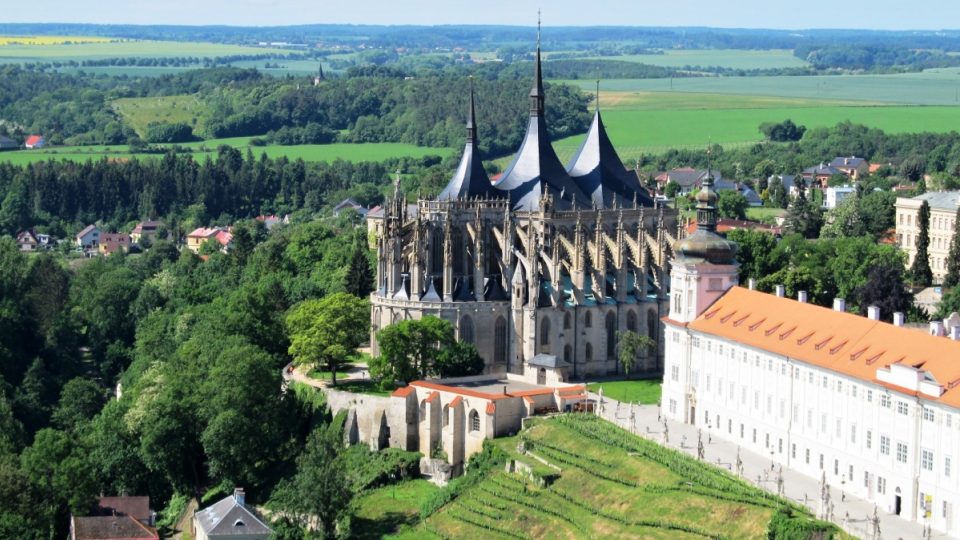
[438,83,501,201]
[493,44,589,211]
[567,110,654,208]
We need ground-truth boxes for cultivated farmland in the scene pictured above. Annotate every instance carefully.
[402,415,836,539]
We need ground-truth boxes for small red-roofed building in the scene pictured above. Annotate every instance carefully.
[24,135,45,149]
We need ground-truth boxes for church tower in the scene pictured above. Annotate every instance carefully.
[667,171,739,323]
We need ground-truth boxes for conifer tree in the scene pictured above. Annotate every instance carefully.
[944,206,960,288]
[910,200,933,287]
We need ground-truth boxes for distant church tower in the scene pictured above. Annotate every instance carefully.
[313,63,324,86]
[668,171,739,323]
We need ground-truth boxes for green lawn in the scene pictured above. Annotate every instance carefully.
[409,415,835,539]
[331,380,392,397]
[746,207,787,223]
[308,368,352,382]
[586,379,662,404]
[113,95,207,137]
[351,480,439,539]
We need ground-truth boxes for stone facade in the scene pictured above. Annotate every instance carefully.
[896,191,960,283]
[369,41,677,380]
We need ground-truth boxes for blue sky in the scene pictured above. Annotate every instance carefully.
[7,0,958,30]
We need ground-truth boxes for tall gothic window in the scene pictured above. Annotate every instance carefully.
[585,311,592,328]
[564,312,571,330]
[494,316,507,364]
[626,310,637,332]
[606,311,616,359]
[540,317,551,349]
[431,231,443,274]
[564,344,572,364]
[460,315,474,344]
[585,343,593,362]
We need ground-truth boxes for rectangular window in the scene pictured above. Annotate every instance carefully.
[728,419,732,434]
[866,430,872,449]
[767,358,773,371]
[880,394,890,408]
[880,435,890,455]
[897,401,909,416]
[852,386,858,398]
[670,365,679,382]
[805,448,810,464]
[819,454,824,470]
[822,375,828,388]
[791,443,796,459]
[779,400,785,419]
[752,428,757,443]
[820,413,827,433]
[705,375,711,392]
[864,471,869,488]
[835,418,842,438]
[851,424,857,444]
[754,391,759,410]
[947,456,952,477]
[808,372,814,384]
[867,390,874,403]
[781,364,786,376]
[766,395,772,414]
[807,409,813,428]
[947,414,953,428]
[793,404,799,422]
[794,366,799,379]
[896,442,908,464]
[849,465,854,481]
[741,388,747,405]
[740,424,744,439]
[765,433,770,448]
[669,399,677,414]
[923,407,935,422]
[878,476,886,495]
[837,380,843,393]
[834,459,839,475]
[922,449,934,471]
[778,438,783,453]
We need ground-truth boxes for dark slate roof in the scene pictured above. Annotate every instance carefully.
[0,135,16,147]
[438,84,500,201]
[96,496,151,522]
[913,191,960,211]
[73,516,158,540]
[529,354,562,368]
[195,494,272,537]
[802,164,843,176]
[665,168,706,188]
[567,110,654,208]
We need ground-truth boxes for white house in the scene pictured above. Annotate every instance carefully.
[823,185,856,209]
[662,175,960,536]
[193,489,271,540]
[75,224,100,250]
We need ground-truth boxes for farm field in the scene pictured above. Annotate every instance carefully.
[560,69,960,106]
[574,48,809,70]
[112,95,206,136]
[0,39,293,62]
[403,414,833,539]
[0,139,452,166]
[0,35,112,45]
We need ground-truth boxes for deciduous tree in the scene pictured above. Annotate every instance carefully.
[286,293,369,386]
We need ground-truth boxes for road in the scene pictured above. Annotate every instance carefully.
[591,392,945,540]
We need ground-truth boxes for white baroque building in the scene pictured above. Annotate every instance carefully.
[664,177,960,536]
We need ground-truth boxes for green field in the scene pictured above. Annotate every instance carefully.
[562,69,960,106]
[575,48,809,70]
[0,139,452,166]
[404,415,834,539]
[586,379,662,404]
[351,480,438,539]
[0,39,294,62]
[113,95,206,136]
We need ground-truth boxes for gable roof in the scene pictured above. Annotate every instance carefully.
[802,164,843,176]
[195,494,271,536]
[96,496,150,522]
[188,227,220,239]
[72,516,158,540]
[829,156,867,169]
[16,230,38,244]
[76,224,98,239]
[25,135,43,146]
[684,287,960,407]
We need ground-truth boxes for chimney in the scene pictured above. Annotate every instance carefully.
[775,285,785,298]
[893,312,905,327]
[952,326,960,341]
[867,305,880,321]
[234,488,245,507]
[833,298,846,312]
[798,290,808,303]
[930,321,946,337]
[748,278,757,290]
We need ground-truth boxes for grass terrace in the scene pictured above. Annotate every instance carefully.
[586,378,662,404]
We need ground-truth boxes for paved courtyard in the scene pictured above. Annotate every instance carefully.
[591,391,947,540]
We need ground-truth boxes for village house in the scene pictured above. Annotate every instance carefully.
[823,185,857,209]
[130,220,163,244]
[99,233,132,256]
[333,197,369,218]
[186,227,233,254]
[655,167,723,195]
[829,156,870,180]
[24,135,45,149]
[800,163,845,189]
[75,224,100,250]
[193,488,271,540]
[70,496,157,540]
[15,230,38,252]
[255,214,289,231]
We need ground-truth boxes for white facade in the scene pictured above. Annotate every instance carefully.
[896,192,960,283]
[823,186,856,209]
[663,271,960,535]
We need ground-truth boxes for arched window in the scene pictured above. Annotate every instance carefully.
[431,231,443,274]
[564,312,571,330]
[564,344,572,364]
[585,311,593,328]
[460,315,474,344]
[442,404,450,427]
[626,310,637,332]
[495,316,507,364]
[648,309,658,339]
[585,343,593,362]
[606,311,616,359]
[540,317,551,348]
[469,410,480,432]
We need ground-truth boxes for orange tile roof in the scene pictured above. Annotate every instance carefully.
[391,386,415,398]
[687,287,960,407]
[448,396,463,407]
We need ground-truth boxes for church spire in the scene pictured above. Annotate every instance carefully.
[695,148,719,232]
[529,11,545,117]
[466,77,477,143]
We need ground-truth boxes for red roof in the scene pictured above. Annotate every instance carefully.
[391,386,415,398]
[25,135,43,146]
[448,396,463,407]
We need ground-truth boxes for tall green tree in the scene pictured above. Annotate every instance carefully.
[783,179,823,238]
[909,200,933,287]
[51,378,105,434]
[373,316,458,383]
[344,239,374,298]
[284,425,353,539]
[944,206,960,288]
[717,190,748,220]
[617,331,656,375]
[286,293,369,386]
[854,259,914,322]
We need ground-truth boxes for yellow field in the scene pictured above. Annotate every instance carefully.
[0,36,114,46]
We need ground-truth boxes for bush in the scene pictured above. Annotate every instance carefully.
[144,122,195,143]
[339,445,421,492]
[767,507,838,539]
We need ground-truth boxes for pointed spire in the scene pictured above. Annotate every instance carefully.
[529,11,545,117]
[466,77,477,143]
[596,79,601,112]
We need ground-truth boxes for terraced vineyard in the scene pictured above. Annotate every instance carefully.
[403,415,838,539]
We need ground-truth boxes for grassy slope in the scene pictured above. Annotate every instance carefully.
[351,479,439,539]
[407,415,827,539]
[112,95,206,137]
